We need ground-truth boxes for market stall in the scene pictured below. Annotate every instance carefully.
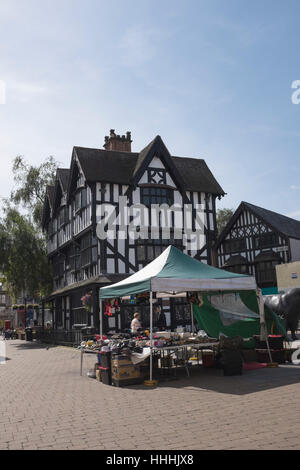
[98,245,278,385]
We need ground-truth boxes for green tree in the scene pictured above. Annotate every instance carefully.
[10,155,58,227]
[0,205,53,299]
[216,208,234,235]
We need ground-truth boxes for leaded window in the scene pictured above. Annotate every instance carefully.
[141,187,174,207]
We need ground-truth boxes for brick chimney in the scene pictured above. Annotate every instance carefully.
[103,129,132,152]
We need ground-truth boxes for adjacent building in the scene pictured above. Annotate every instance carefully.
[276,261,300,292]
[215,201,300,293]
[42,130,224,332]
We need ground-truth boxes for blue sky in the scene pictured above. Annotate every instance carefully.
[1,0,300,218]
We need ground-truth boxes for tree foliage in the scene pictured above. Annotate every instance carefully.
[216,208,234,235]
[0,205,53,299]
[10,155,58,227]
[0,154,58,300]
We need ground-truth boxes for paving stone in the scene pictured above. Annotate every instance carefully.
[0,340,300,450]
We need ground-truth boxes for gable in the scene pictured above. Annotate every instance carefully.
[67,150,87,201]
[137,155,176,187]
[132,135,186,193]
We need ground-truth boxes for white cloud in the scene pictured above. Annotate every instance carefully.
[290,185,300,190]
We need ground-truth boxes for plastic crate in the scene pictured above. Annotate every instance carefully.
[253,335,284,350]
[99,367,112,386]
[202,351,215,368]
[99,350,111,368]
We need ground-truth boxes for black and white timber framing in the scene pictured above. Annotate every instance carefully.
[42,132,224,332]
[215,201,300,290]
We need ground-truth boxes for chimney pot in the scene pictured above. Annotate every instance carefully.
[103,129,132,152]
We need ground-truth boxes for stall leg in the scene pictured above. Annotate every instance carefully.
[144,291,158,387]
[80,350,83,376]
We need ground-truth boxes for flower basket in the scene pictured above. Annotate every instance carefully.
[81,293,92,312]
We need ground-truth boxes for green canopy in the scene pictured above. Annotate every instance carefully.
[100,245,257,299]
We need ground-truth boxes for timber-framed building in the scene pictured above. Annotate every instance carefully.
[215,201,300,293]
[42,130,224,333]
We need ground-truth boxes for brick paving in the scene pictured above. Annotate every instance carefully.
[0,339,299,450]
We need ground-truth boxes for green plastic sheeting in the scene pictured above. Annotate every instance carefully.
[192,291,287,339]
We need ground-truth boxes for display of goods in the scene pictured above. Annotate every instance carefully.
[219,336,243,350]
[197,336,218,344]
[256,349,286,364]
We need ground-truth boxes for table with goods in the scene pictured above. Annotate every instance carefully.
[79,329,292,387]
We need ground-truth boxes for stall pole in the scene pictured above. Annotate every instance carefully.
[100,297,103,340]
[150,290,153,382]
[190,303,195,334]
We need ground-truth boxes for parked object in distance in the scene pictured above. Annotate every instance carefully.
[264,288,300,341]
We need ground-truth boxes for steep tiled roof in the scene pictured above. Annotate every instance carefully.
[216,201,300,246]
[243,202,300,240]
[57,168,70,192]
[73,138,225,195]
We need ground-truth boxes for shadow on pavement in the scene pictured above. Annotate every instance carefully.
[126,364,300,396]
[6,340,57,351]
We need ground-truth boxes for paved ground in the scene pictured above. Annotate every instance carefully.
[0,339,300,450]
